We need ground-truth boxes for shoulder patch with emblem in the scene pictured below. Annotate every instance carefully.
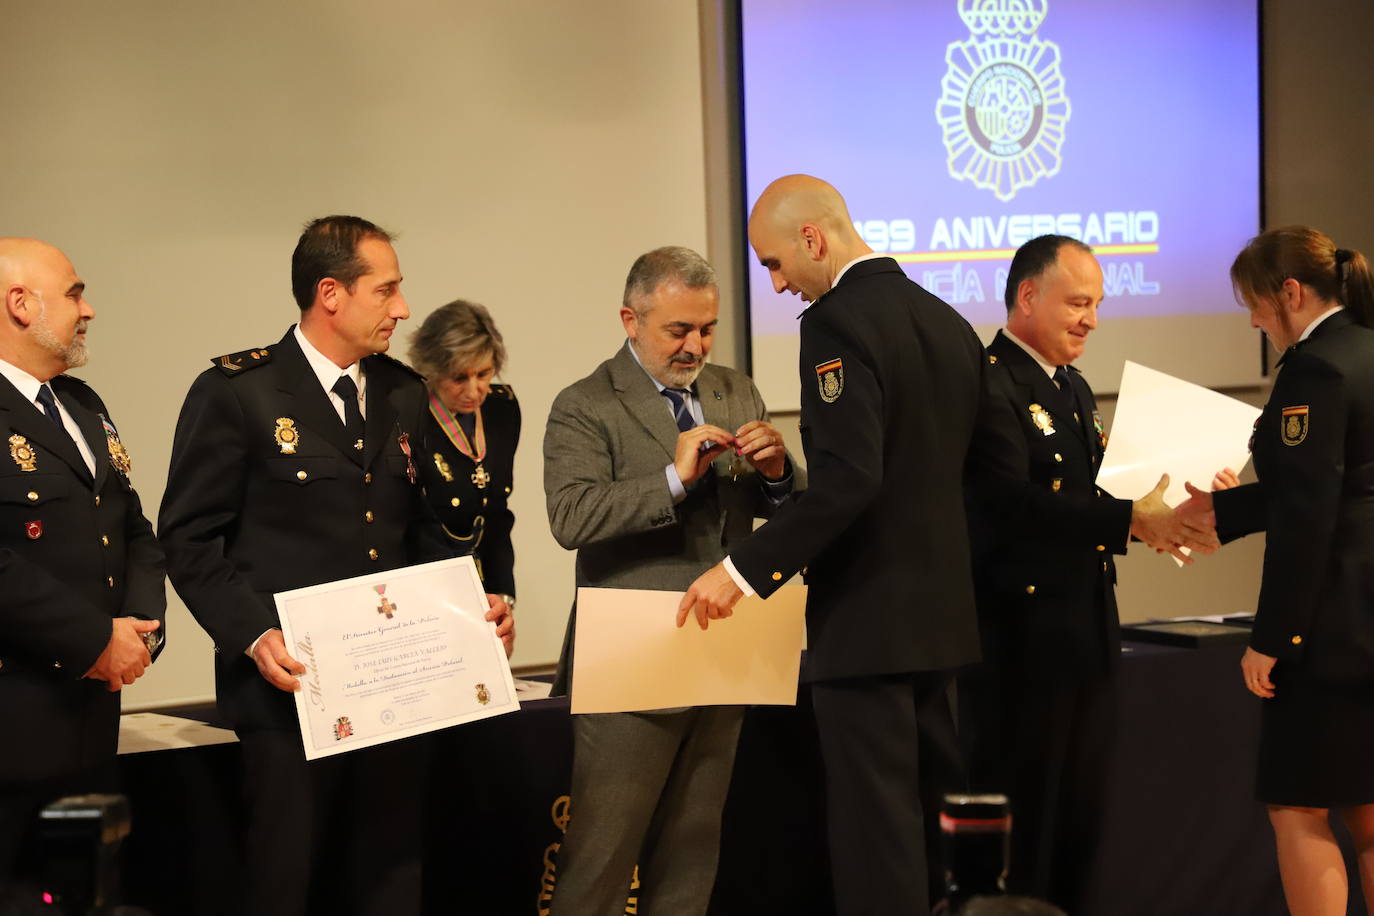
[1281,406,1309,446]
[213,347,273,376]
[815,358,844,403]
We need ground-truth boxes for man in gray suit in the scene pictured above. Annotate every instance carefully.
[544,246,799,916]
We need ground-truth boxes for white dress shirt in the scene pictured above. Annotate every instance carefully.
[293,324,366,421]
[0,358,97,476]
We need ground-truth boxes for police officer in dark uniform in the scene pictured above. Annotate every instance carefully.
[681,175,987,915]
[1180,227,1374,916]
[960,234,1206,911]
[0,238,165,884]
[408,300,520,606]
[158,216,512,916]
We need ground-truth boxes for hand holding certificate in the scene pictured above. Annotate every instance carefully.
[1098,361,1261,564]
[274,556,518,759]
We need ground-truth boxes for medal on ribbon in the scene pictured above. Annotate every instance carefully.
[100,414,133,476]
[427,390,489,489]
[374,583,397,619]
[397,431,417,484]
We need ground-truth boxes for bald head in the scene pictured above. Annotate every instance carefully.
[0,238,94,380]
[747,175,872,304]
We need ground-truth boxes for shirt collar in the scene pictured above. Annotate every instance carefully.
[799,252,888,316]
[1298,305,1345,343]
[0,357,48,405]
[1002,328,1059,380]
[294,324,364,398]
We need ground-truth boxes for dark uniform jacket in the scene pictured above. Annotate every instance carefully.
[964,330,1132,677]
[729,257,984,681]
[158,328,450,731]
[418,384,519,597]
[1214,309,1374,685]
[0,374,165,784]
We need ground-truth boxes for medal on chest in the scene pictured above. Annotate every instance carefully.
[101,414,133,477]
[397,431,417,484]
[8,435,37,472]
[1028,403,1056,436]
[428,390,490,489]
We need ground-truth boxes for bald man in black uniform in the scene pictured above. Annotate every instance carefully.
[0,238,165,887]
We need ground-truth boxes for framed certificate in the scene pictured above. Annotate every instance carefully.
[274,556,518,760]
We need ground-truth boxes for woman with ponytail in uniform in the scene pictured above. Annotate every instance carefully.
[1181,226,1374,915]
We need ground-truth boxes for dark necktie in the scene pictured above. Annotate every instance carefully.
[661,388,696,434]
[35,384,64,427]
[1052,366,1072,393]
[331,374,365,461]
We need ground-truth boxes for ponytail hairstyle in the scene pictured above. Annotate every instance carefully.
[1230,225,1374,329]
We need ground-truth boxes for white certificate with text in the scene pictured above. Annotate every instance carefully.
[274,556,518,760]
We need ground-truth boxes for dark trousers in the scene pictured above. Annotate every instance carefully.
[960,665,1116,912]
[237,729,429,916]
[811,671,964,916]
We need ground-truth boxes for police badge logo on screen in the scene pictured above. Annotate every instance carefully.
[935,0,1071,202]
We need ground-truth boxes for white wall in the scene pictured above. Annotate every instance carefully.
[3,0,711,707]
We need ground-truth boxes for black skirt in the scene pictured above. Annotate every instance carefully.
[1257,670,1374,808]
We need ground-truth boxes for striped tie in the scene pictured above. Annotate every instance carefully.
[661,388,695,433]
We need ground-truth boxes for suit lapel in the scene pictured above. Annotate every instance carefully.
[0,375,92,484]
[361,359,400,470]
[697,368,732,432]
[61,388,109,491]
[274,332,357,460]
[608,345,680,461]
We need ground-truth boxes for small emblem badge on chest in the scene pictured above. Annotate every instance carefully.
[433,453,453,483]
[1281,406,1309,446]
[1092,409,1107,448]
[8,435,37,472]
[274,418,300,454]
[1028,403,1056,436]
[23,520,42,540]
[816,358,844,403]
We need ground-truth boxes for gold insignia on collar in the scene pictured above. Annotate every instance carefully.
[8,435,37,472]
[433,452,453,482]
[1029,403,1056,436]
[274,417,300,454]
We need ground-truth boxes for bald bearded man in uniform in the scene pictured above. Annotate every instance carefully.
[0,239,165,887]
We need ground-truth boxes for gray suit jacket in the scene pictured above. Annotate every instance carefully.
[545,344,802,694]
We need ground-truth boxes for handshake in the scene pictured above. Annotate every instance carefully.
[1130,468,1238,563]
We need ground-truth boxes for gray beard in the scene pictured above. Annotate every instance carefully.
[33,313,88,369]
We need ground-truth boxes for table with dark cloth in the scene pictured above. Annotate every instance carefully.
[111,641,1355,916]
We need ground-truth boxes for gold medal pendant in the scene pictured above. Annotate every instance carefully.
[1029,403,1056,436]
[274,418,300,454]
[8,435,37,472]
[99,414,133,476]
[471,464,491,489]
